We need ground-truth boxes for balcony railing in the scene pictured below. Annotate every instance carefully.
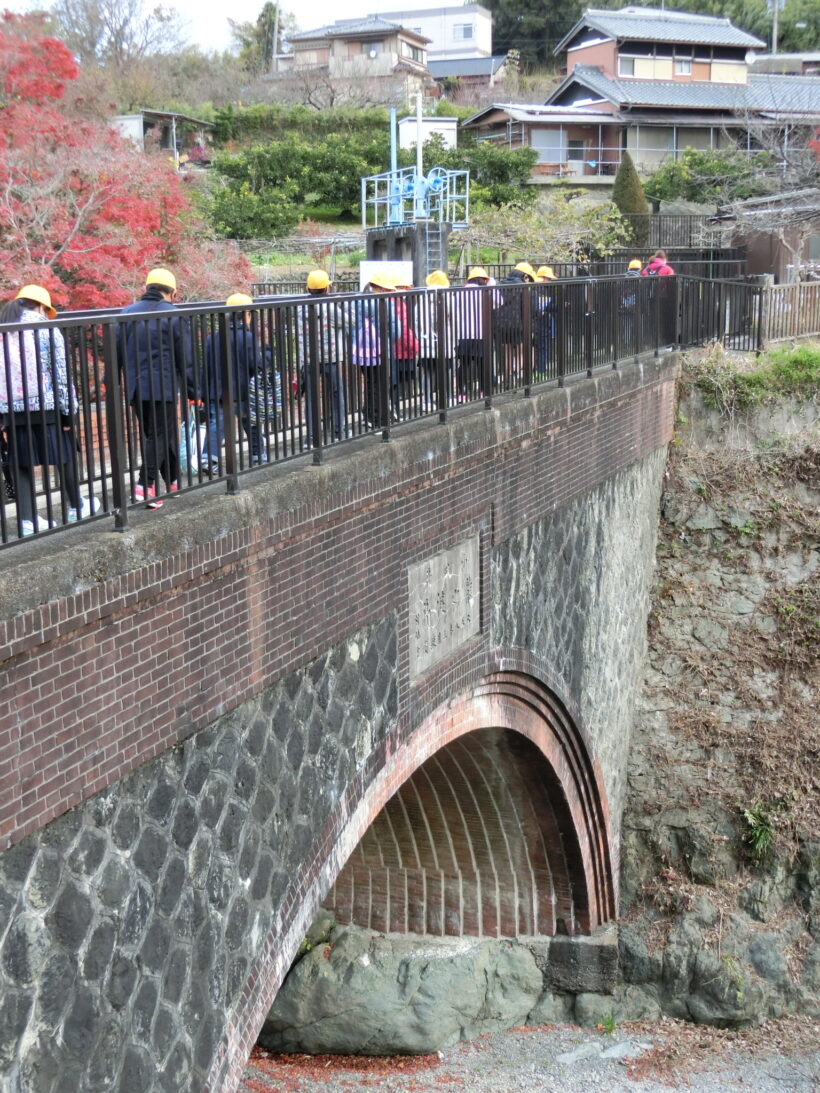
[532,146,761,185]
[0,274,788,547]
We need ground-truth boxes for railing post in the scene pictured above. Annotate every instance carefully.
[218,311,239,494]
[377,295,391,440]
[307,301,323,464]
[482,287,493,408]
[585,280,594,378]
[610,278,618,369]
[555,282,566,386]
[522,284,533,396]
[654,278,661,358]
[436,289,447,423]
[757,274,773,354]
[102,322,129,531]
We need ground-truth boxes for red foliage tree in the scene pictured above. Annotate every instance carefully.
[0,12,251,309]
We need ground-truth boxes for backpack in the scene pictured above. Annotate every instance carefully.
[496,273,526,325]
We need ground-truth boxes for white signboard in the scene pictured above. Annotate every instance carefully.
[408,536,480,679]
[359,260,415,291]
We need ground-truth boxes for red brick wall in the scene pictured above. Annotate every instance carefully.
[325,727,585,938]
[0,359,677,853]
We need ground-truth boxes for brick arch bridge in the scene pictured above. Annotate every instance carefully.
[0,357,675,1092]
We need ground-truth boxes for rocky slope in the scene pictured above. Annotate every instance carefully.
[618,358,819,1027]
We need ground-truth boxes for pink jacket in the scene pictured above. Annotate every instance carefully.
[641,257,675,276]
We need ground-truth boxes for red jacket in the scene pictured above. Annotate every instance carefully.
[393,296,420,360]
[641,257,675,276]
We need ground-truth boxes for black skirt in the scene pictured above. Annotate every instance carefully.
[5,412,75,467]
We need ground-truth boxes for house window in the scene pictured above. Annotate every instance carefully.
[567,139,584,160]
[454,23,474,40]
[618,56,635,76]
[364,40,384,54]
[675,59,692,75]
[402,41,424,62]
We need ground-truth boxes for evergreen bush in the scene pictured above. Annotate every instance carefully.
[612,151,650,248]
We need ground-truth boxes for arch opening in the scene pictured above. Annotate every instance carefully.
[324,728,584,938]
[222,671,615,1089]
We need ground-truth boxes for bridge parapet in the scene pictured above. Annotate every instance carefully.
[0,357,676,1091]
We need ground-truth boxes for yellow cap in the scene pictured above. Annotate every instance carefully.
[145,268,177,291]
[226,293,253,307]
[514,261,536,280]
[536,266,557,282]
[15,284,56,318]
[306,270,330,291]
[367,273,396,291]
[426,270,450,288]
[628,259,642,270]
[467,266,489,282]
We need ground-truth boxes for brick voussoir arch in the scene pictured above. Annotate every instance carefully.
[489,646,617,918]
[476,672,617,931]
[209,667,615,1093]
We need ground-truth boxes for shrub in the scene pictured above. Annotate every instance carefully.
[688,344,820,414]
[611,151,649,247]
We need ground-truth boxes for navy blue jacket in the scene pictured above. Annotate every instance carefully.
[202,322,271,404]
[118,289,193,404]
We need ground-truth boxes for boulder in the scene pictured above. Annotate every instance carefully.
[260,926,544,1055]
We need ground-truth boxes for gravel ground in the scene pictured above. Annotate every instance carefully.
[240,1018,820,1092]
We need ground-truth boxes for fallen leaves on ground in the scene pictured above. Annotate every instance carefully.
[244,1047,442,1091]
[623,1014,820,1085]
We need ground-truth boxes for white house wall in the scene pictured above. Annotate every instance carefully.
[381,6,492,58]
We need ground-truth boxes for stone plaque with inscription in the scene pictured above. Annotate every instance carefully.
[408,536,480,679]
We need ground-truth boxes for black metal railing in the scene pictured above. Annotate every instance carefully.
[0,273,771,546]
[252,256,746,297]
[678,276,764,354]
[252,274,361,297]
[620,214,721,250]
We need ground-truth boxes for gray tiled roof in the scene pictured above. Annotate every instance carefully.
[428,56,507,78]
[555,6,766,55]
[548,65,820,116]
[291,16,408,41]
[747,73,820,114]
[461,102,614,127]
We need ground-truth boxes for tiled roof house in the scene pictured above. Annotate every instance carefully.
[280,16,432,99]
[461,6,820,183]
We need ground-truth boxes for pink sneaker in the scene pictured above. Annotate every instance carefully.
[133,483,156,502]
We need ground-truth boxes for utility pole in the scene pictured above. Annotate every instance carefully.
[272,1,280,74]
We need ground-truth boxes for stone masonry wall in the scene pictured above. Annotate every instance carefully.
[0,357,676,1092]
[0,619,398,1092]
[492,447,667,858]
